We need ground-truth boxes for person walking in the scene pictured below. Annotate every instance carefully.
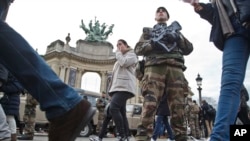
[134,6,193,141]
[108,39,138,141]
[0,63,25,141]
[184,0,250,140]
[201,100,214,138]
[151,93,175,141]
[0,103,11,141]
[0,1,96,141]
[18,93,38,140]
[235,85,250,124]
[89,103,113,141]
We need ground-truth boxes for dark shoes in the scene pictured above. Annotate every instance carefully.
[89,136,102,141]
[17,134,34,140]
[48,99,96,141]
[0,137,11,141]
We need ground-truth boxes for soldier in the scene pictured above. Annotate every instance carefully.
[18,93,38,140]
[96,91,109,135]
[134,6,193,141]
[185,98,201,139]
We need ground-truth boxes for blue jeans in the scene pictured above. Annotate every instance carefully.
[152,115,174,140]
[210,16,250,141]
[0,1,82,119]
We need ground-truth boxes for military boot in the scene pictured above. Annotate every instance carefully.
[17,134,33,140]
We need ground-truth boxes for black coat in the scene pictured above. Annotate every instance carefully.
[0,69,24,116]
[156,94,170,116]
[195,3,225,51]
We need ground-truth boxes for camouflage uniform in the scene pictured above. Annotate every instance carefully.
[23,93,38,135]
[134,20,193,141]
[96,97,109,134]
[185,100,201,139]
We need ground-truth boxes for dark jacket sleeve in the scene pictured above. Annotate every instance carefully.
[0,64,9,83]
[0,73,24,94]
[195,3,215,25]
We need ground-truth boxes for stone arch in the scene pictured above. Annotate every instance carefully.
[81,72,101,93]
[43,40,116,94]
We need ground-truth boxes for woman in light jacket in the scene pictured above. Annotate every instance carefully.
[108,39,138,141]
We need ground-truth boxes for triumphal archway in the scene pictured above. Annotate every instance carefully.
[43,18,117,94]
[43,18,142,103]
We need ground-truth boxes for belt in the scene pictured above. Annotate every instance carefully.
[242,21,250,29]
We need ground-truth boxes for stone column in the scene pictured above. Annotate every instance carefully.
[75,68,84,88]
[100,71,108,93]
[50,64,59,75]
[59,65,66,82]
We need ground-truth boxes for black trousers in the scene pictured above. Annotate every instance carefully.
[109,91,133,138]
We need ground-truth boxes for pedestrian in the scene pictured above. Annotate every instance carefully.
[89,103,113,141]
[108,39,138,141]
[18,93,38,140]
[134,6,193,141]
[201,100,214,138]
[151,93,175,141]
[235,85,250,124]
[96,91,109,135]
[0,63,11,141]
[0,67,25,141]
[0,103,11,141]
[0,1,96,141]
[185,0,250,140]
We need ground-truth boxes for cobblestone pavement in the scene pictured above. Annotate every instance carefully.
[16,134,207,141]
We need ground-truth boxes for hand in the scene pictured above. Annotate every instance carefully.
[162,33,179,44]
[193,3,203,11]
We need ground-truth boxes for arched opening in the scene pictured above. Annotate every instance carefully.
[81,72,101,93]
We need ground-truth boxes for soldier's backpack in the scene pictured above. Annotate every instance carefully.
[207,104,216,117]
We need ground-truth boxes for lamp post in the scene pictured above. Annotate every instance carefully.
[196,73,203,105]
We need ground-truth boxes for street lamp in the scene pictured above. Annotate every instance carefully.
[196,73,203,105]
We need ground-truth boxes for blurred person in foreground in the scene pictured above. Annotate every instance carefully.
[183,0,250,140]
[134,6,193,141]
[0,1,96,141]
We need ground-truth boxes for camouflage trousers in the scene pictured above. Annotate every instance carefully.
[23,94,38,135]
[96,111,105,134]
[188,114,200,139]
[135,65,188,141]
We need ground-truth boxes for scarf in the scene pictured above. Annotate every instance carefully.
[215,0,235,37]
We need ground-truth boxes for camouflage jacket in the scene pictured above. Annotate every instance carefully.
[96,97,109,112]
[134,22,193,68]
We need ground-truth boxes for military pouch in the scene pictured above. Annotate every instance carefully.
[135,59,145,81]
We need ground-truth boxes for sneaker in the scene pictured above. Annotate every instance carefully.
[89,136,102,141]
[150,138,156,141]
[206,137,210,141]
[48,99,96,141]
[17,134,34,140]
[116,136,127,141]
[167,139,175,141]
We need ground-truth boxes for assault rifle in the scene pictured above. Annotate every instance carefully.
[143,21,182,52]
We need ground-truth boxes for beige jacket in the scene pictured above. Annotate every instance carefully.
[108,49,138,96]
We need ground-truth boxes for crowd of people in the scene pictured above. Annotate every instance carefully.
[1,0,250,141]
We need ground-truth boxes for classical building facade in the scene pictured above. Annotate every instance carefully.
[43,39,141,104]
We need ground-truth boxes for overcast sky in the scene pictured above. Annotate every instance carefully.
[6,0,250,104]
